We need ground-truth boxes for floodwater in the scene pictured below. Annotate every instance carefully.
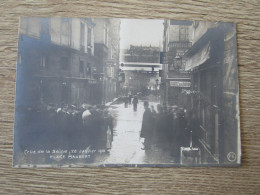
[97,100,175,165]
[14,99,177,167]
[105,102,146,164]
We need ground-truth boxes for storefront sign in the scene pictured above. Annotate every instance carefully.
[170,81,191,87]
[89,80,97,84]
[105,59,115,66]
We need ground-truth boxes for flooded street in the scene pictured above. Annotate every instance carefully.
[105,102,146,164]
[14,99,176,166]
[13,17,240,169]
[94,100,175,165]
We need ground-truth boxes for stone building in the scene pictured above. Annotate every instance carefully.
[184,21,240,164]
[17,17,121,108]
[122,45,160,63]
[161,20,193,107]
[17,17,98,108]
[120,45,161,95]
[93,18,121,103]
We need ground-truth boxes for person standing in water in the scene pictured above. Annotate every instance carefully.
[128,93,132,104]
[132,95,138,111]
[140,101,154,150]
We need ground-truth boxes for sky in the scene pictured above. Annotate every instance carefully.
[120,19,164,50]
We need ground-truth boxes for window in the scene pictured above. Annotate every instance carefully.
[180,26,189,41]
[40,18,50,35]
[40,56,46,70]
[79,60,84,73]
[40,79,48,102]
[202,108,205,127]
[104,23,108,46]
[80,22,85,49]
[87,27,92,46]
[27,18,41,38]
[87,27,92,53]
[110,45,113,59]
[61,57,69,70]
[86,63,91,75]
[61,82,69,102]
[61,19,70,45]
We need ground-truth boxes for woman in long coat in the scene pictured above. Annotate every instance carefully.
[140,101,154,149]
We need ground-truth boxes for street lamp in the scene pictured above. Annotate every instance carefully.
[129,76,132,93]
[174,56,182,70]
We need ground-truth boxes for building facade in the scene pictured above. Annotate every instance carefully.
[17,17,120,108]
[161,20,193,107]
[122,45,160,63]
[184,21,240,164]
[120,45,161,96]
[93,18,121,103]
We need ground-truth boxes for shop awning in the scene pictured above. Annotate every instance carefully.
[185,41,211,71]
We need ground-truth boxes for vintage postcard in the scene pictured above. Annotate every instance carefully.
[13,17,240,167]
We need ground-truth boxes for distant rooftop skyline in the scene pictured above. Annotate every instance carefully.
[120,19,164,50]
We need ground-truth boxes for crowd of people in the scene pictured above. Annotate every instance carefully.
[122,93,139,111]
[19,103,114,151]
[19,94,200,162]
[140,101,200,161]
[82,105,114,150]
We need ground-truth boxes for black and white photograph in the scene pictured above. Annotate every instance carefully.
[13,17,240,167]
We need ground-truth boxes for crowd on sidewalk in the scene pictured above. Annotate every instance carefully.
[140,101,200,162]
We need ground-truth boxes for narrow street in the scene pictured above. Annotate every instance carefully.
[15,98,177,166]
[93,99,174,165]
[105,101,146,164]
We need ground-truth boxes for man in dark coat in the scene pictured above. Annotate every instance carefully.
[140,101,154,150]
[128,93,132,104]
[132,95,138,111]
[124,96,128,108]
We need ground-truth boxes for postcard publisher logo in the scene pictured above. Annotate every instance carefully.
[227,152,237,162]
